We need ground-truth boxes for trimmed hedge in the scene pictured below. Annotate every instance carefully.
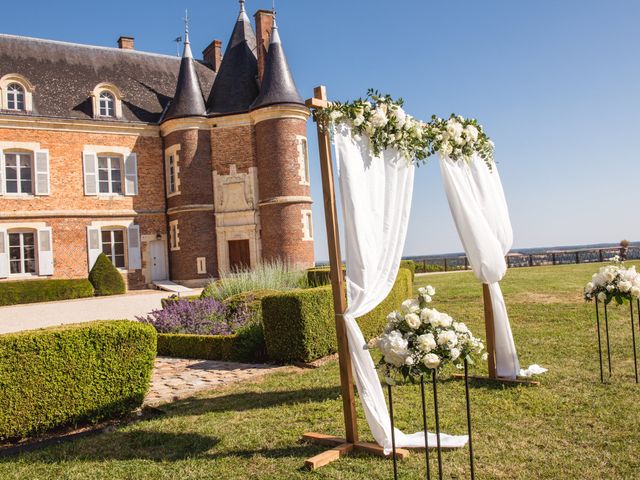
[0,320,156,441]
[262,267,413,363]
[89,253,125,296]
[306,266,345,288]
[160,294,200,308]
[400,260,416,280]
[0,279,94,306]
[156,289,278,362]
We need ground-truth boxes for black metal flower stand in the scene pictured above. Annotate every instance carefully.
[386,359,475,479]
[594,297,639,383]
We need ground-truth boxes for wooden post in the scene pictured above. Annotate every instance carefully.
[302,86,411,470]
[310,85,358,444]
[482,284,497,378]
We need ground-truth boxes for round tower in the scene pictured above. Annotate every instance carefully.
[251,18,314,269]
[161,19,217,285]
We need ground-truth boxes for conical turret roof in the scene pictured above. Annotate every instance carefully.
[250,17,303,111]
[164,22,207,121]
[207,1,259,115]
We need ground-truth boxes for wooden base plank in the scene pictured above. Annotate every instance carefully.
[302,432,346,447]
[354,441,410,459]
[305,442,353,470]
[452,373,540,386]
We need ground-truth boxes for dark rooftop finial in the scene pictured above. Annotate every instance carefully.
[163,14,207,121]
[250,15,303,111]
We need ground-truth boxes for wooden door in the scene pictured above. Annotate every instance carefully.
[228,239,250,271]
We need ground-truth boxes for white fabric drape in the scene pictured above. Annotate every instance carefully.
[334,124,468,454]
[438,155,520,378]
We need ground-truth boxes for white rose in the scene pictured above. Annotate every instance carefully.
[391,106,407,128]
[446,118,463,138]
[439,142,453,158]
[353,115,365,127]
[426,285,436,296]
[416,333,437,353]
[370,107,388,128]
[597,292,607,302]
[619,280,632,293]
[421,294,432,304]
[405,313,421,330]
[631,286,640,298]
[439,314,453,328]
[450,348,461,360]
[437,330,458,347]
[377,331,409,367]
[606,285,614,292]
[585,282,594,292]
[405,355,415,366]
[423,353,441,369]
[401,299,420,314]
[464,124,479,142]
[453,322,469,334]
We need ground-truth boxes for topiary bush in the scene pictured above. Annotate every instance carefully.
[89,253,125,296]
[400,260,416,280]
[0,279,94,306]
[262,268,413,363]
[0,320,156,441]
[306,266,345,288]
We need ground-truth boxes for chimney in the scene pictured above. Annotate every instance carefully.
[202,40,223,72]
[117,36,135,50]
[254,9,274,82]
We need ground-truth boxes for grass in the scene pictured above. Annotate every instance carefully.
[2,262,640,479]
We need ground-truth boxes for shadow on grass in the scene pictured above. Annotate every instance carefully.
[159,386,342,416]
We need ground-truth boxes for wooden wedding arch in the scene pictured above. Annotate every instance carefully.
[302,85,535,471]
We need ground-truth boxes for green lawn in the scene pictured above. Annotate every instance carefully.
[2,263,640,479]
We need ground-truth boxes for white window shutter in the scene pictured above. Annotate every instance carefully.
[0,229,8,278]
[83,152,98,196]
[127,224,141,270]
[34,150,50,196]
[0,149,4,195]
[37,227,54,275]
[124,153,138,195]
[86,226,102,271]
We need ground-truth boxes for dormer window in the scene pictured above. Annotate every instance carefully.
[91,83,123,119]
[0,74,34,112]
[7,84,25,111]
[99,92,115,117]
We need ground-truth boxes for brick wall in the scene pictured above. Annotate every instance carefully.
[255,116,314,268]
[210,124,256,175]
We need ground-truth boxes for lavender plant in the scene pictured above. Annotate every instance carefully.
[137,297,251,336]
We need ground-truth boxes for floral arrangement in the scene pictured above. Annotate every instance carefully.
[375,285,486,384]
[137,297,251,335]
[319,89,495,168]
[584,256,640,305]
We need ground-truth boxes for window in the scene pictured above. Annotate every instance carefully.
[97,155,123,194]
[297,137,310,185]
[4,152,33,194]
[99,91,115,117]
[169,221,179,251]
[9,231,36,275]
[167,155,176,194]
[7,83,25,111]
[101,228,125,268]
[302,211,313,240]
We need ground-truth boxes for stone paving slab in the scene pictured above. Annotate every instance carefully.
[144,357,295,407]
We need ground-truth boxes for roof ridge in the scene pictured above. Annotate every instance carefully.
[0,33,181,61]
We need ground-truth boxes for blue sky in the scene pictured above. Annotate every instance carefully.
[4,0,639,260]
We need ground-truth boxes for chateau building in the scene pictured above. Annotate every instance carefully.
[0,3,314,289]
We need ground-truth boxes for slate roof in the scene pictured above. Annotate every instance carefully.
[0,33,215,124]
[163,31,207,121]
[250,19,304,111]
[206,6,259,116]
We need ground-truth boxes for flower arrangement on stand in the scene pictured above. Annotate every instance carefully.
[318,89,495,168]
[375,286,484,480]
[584,256,640,383]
